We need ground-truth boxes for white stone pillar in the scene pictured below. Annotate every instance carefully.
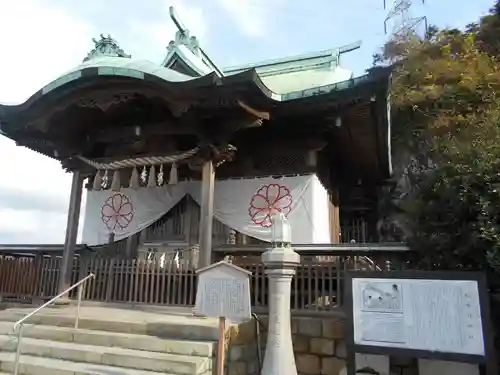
[261,213,300,375]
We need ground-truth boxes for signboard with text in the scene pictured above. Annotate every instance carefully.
[194,261,252,322]
[344,271,495,375]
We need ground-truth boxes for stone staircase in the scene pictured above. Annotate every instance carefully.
[0,305,218,375]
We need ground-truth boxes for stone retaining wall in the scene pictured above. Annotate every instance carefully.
[227,316,347,375]
[227,315,420,375]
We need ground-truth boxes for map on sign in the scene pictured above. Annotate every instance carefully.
[352,278,485,356]
[362,282,403,311]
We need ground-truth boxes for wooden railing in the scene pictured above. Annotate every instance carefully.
[0,256,69,302]
[0,244,411,315]
[216,243,410,314]
[79,257,197,305]
[340,218,369,243]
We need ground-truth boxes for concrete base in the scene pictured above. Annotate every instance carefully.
[418,359,480,375]
[49,298,71,307]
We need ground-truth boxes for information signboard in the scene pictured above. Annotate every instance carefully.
[194,261,253,375]
[194,260,252,322]
[344,271,494,375]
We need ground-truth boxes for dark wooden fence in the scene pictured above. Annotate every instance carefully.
[0,244,411,315]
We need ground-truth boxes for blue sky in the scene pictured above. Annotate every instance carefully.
[52,0,494,75]
[0,0,494,243]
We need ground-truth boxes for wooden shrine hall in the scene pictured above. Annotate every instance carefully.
[0,8,393,301]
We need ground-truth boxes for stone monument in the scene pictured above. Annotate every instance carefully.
[261,212,300,375]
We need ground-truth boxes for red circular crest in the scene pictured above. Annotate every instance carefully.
[248,184,293,227]
[101,193,134,233]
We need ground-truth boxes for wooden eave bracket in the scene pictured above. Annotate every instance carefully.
[236,100,270,120]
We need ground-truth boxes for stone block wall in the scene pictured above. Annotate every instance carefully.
[227,316,347,375]
[227,315,420,375]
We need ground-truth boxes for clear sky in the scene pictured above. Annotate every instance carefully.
[0,0,494,243]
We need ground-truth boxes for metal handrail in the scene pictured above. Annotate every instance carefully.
[12,273,95,375]
[360,256,382,271]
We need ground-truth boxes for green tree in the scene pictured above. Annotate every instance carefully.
[376,12,500,273]
[469,0,500,57]
[373,6,500,363]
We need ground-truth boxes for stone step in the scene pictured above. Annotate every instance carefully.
[0,321,215,357]
[0,308,220,341]
[0,352,198,375]
[0,335,212,374]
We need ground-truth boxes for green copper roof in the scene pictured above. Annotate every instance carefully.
[3,50,388,111]
[41,56,195,96]
[161,6,362,94]
[161,23,362,95]
[223,41,361,76]
[0,31,388,113]
[36,33,367,102]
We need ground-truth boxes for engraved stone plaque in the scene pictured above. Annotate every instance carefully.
[194,261,252,322]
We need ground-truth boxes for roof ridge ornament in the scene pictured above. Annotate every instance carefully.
[167,7,200,57]
[167,29,201,57]
[166,6,224,76]
[83,34,131,62]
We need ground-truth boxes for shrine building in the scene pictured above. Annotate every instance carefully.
[0,8,393,295]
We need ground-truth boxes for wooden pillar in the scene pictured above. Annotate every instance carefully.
[184,196,194,244]
[198,160,215,268]
[329,188,341,244]
[58,171,84,294]
[124,234,135,259]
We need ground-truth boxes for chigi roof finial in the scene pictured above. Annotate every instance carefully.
[83,34,131,62]
[165,6,224,77]
[167,6,199,55]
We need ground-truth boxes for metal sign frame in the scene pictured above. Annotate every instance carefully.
[344,270,496,375]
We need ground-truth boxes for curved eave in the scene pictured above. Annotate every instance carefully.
[0,60,393,178]
[0,59,221,118]
[222,67,393,179]
[217,65,392,110]
[0,59,391,121]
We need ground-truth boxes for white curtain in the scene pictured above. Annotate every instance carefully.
[82,175,331,245]
[189,175,330,243]
[82,182,190,245]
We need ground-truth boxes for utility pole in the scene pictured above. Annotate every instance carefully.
[383,0,428,38]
